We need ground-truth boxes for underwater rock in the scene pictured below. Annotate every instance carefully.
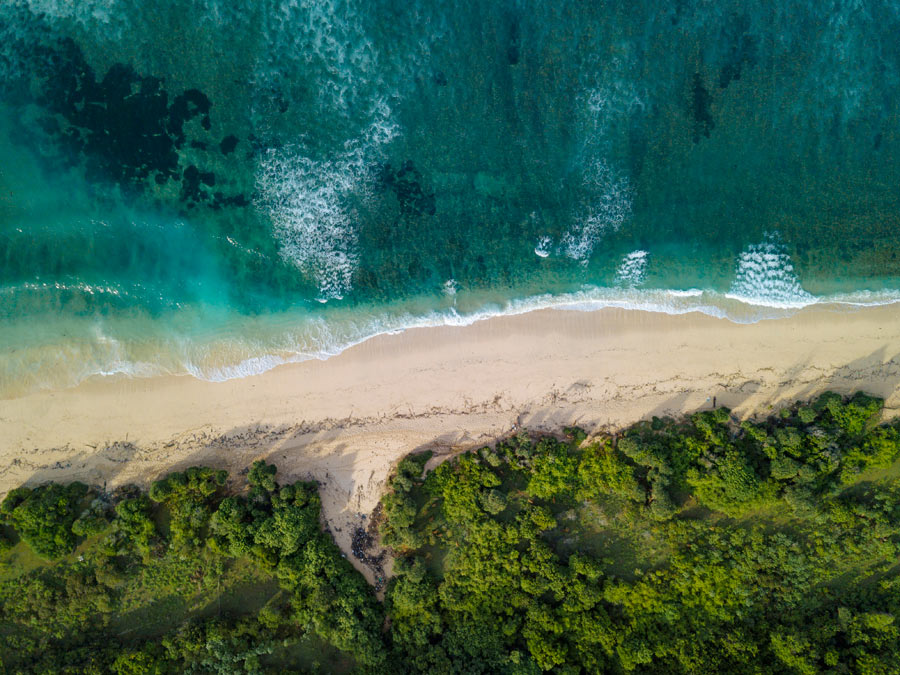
[220,134,239,155]
[379,160,436,216]
[690,72,714,142]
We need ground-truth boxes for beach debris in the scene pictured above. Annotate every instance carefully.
[350,504,388,591]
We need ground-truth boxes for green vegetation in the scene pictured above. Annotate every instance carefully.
[1,483,91,560]
[0,464,371,673]
[382,392,900,673]
[2,391,900,673]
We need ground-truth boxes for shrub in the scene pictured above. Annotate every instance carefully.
[577,442,644,502]
[526,439,578,500]
[482,489,508,515]
[1,483,90,559]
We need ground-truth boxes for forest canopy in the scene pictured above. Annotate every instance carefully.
[2,391,900,673]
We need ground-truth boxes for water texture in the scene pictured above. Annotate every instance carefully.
[2,0,900,395]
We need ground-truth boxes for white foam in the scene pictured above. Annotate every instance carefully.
[562,159,632,262]
[615,250,649,287]
[256,110,396,301]
[184,352,291,383]
[727,236,815,308]
[534,236,552,258]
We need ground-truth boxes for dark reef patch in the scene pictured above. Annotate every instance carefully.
[718,15,758,90]
[14,35,247,211]
[220,134,239,155]
[31,39,202,186]
[180,165,217,205]
[506,13,521,66]
[378,160,436,217]
[690,72,715,142]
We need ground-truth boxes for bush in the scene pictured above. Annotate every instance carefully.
[1,483,90,559]
[0,529,12,553]
[72,498,112,538]
[688,451,773,516]
[526,438,578,500]
[798,406,817,425]
[482,489,508,515]
[113,495,157,556]
[816,391,883,436]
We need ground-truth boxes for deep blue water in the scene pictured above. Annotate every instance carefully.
[3,1,900,396]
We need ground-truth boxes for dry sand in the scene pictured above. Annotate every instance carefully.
[2,304,900,581]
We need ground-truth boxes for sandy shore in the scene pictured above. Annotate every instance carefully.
[3,304,900,580]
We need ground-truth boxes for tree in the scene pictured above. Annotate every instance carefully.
[577,441,644,502]
[149,467,226,551]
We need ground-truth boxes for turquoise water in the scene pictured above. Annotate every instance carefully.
[3,1,900,396]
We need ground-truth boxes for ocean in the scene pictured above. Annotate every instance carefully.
[2,0,900,397]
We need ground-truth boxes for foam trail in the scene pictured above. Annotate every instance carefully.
[443,279,459,296]
[562,159,632,262]
[256,147,361,301]
[252,0,398,301]
[256,102,397,301]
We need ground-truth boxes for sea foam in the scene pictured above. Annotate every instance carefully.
[615,250,649,287]
[727,236,815,308]
[256,146,362,301]
[561,159,632,262]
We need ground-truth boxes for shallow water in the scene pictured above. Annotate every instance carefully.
[2,1,900,395]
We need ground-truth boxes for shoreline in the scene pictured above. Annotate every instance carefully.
[6,287,900,399]
[3,304,900,580]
